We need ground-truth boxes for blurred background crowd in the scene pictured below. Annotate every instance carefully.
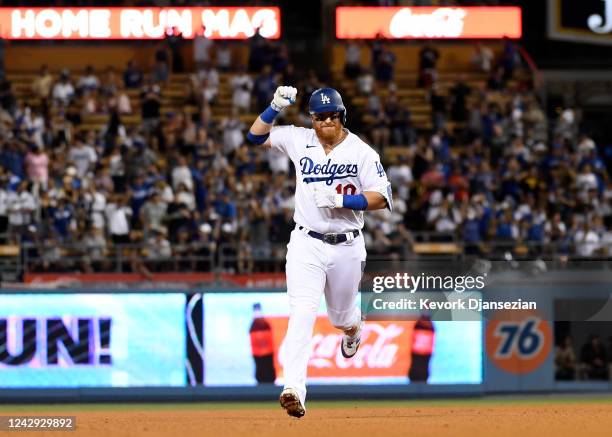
[0,3,611,275]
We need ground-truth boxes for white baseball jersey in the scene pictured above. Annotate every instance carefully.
[270,126,392,234]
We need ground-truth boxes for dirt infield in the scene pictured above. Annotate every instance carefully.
[2,399,612,437]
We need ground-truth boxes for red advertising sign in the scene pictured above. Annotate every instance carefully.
[269,316,416,379]
[336,6,522,39]
[0,7,280,40]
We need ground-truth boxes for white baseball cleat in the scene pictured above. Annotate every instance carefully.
[279,388,305,418]
[341,322,363,359]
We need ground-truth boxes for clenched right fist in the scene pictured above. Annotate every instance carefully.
[271,86,297,112]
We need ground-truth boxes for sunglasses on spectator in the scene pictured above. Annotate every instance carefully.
[313,112,341,122]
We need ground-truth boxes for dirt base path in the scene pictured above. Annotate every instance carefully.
[3,402,612,437]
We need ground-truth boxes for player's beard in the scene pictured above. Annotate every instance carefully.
[314,122,343,145]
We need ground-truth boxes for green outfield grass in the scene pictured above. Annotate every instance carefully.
[1,394,612,413]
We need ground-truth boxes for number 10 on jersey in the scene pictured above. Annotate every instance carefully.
[335,183,357,195]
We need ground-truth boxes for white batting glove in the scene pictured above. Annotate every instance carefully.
[313,186,343,209]
[271,86,297,112]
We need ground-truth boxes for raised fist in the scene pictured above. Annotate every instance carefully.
[271,86,297,112]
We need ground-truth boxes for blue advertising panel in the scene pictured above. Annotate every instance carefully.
[0,293,186,388]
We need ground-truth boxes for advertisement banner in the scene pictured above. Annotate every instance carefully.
[548,0,612,45]
[0,7,280,40]
[336,6,522,39]
[203,292,482,386]
[0,293,185,388]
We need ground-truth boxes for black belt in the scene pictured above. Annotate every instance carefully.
[298,226,359,245]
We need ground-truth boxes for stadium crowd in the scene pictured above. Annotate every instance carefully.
[0,31,611,274]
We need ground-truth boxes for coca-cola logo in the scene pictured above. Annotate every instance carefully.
[278,323,405,370]
[389,8,466,38]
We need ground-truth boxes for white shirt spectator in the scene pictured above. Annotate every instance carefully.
[89,190,107,230]
[471,45,494,73]
[230,73,253,112]
[195,67,219,89]
[574,227,600,256]
[117,92,132,114]
[357,71,374,95]
[345,42,361,66]
[52,81,75,105]
[177,190,196,212]
[77,73,100,92]
[216,45,232,70]
[106,203,131,236]
[0,187,9,217]
[172,164,193,191]
[387,162,413,200]
[576,172,598,192]
[7,190,36,226]
[193,34,213,64]
[221,117,245,154]
[68,143,97,177]
[146,235,172,260]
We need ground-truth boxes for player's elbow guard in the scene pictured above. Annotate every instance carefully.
[246,131,269,145]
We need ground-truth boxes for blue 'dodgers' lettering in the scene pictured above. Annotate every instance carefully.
[300,157,358,185]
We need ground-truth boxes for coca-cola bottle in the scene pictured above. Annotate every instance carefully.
[249,303,277,384]
[409,314,435,383]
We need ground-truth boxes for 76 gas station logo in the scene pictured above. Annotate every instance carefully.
[486,311,552,374]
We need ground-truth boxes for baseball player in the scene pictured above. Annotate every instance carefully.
[247,86,392,418]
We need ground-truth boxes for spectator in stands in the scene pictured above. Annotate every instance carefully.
[385,94,413,146]
[344,40,362,79]
[273,44,290,74]
[68,136,97,178]
[230,65,253,114]
[7,181,36,238]
[357,68,374,96]
[555,336,577,380]
[77,65,100,95]
[123,59,143,89]
[153,44,170,84]
[374,46,396,83]
[418,41,439,88]
[487,66,506,91]
[248,26,267,73]
[52,69,75,107]
[554,107,578,142]
[145,227,172,271]
[31,64,53,107]
[370,105,391,150]
[501,37,520,81]
[221,110,245,155]
[107,84,132,115]
[253,64,277,112]
[574,218,600,257]
[215,41,232,72]
[24,144,48,191]
[106,194,132,246]
[449,75,471,122]
[428,84,447,132]
[165,26,185,73]
[580,334,608,380]
[140,79,161,134]
[471,42,494,74]
[51,197,75,242]
[0,75,16,116]
[193,25,213,66]
[387,155,413,201]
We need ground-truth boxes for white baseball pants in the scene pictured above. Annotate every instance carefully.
[282,227,365,407]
